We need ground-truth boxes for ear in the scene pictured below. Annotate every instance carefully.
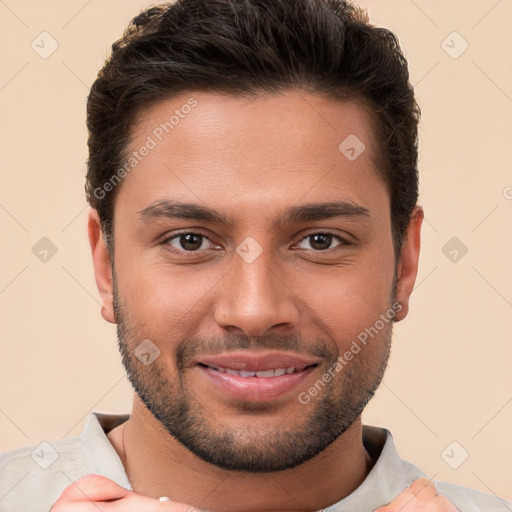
[394,206,423,322]
[88,208,116,324]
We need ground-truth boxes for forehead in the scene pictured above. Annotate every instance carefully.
[114,89,388,223]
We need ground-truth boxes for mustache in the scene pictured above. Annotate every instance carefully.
[176,333,336,370]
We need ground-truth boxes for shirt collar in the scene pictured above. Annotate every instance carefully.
[83,412,425,510]
[322,425,425,511]
[82,411,132,490]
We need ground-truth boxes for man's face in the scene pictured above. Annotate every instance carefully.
[105,90,404,472]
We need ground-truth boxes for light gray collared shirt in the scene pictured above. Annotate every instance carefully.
[0,412,510,512]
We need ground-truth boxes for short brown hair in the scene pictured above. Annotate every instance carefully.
[85,0,420,256]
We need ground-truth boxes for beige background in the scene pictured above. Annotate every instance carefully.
[1,0,511,502]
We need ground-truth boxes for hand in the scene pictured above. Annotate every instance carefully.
[374,477,457,511]
[51,474,201,511]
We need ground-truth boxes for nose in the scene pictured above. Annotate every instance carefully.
[213,246,301,338]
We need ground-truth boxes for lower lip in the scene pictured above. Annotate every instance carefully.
[198,365,316,402]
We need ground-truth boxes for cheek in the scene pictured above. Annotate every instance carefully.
[298,261,395,345]
[115,258,217,343]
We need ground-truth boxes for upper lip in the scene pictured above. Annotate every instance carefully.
[194,351,321,372]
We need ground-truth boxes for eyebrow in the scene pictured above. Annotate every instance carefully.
[137,199,371,228]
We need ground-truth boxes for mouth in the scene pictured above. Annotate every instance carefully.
[197,363,316,378]
[194,352,321,402]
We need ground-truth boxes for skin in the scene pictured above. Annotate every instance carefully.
[51,475,457,511]
[375,478,458,511]
[85,89,425,512]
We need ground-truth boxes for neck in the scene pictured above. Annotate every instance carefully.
[108,397,374,512]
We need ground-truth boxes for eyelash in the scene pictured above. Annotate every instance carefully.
[160,230,351,256]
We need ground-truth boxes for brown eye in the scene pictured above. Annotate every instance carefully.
[296,232,345,251]
[165,233,212,252]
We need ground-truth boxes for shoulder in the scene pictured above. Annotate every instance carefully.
[0,435,90,512]
[362,425,511,512]
[433,478,512,512]
[0,412,130,512]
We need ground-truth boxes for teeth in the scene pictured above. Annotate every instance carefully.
[208,365,298,377]
[255,369,275,378]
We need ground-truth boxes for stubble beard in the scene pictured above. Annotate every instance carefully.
[112,275,393,472]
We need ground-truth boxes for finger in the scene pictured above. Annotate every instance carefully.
[101,494,203,512]
[56,474,130,503]
[51,500,104,512]
[373,477,438,511]
[53,491,201,512]
[409,477,438,503]
[421,494,459,511]
[51,475,203,512]
[373,487,415,511]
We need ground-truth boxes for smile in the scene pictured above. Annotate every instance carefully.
[194,352,321,402]
[199,364,314,378]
